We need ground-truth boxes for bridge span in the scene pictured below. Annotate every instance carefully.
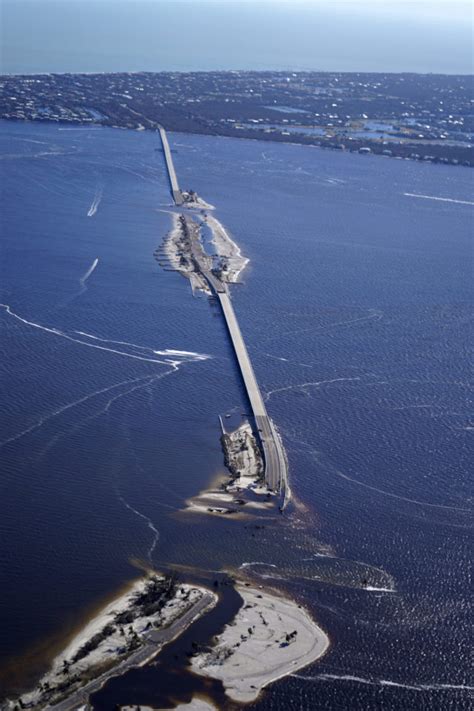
[216,290,288,496]
[158,124,184,206]
[158,127,288,501]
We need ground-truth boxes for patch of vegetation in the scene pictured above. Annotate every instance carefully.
[71,624,116,663]
[131,574,177,618]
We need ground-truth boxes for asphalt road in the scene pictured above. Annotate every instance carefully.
[218,292,288,495]
[46,592,215,711]
[158,125,184,205]
[158,125,288,498]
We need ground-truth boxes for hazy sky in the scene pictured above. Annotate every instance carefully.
[1,0,472,74]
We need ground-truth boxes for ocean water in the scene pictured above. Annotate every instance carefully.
[0,120,472,709]
[2,0,472,75]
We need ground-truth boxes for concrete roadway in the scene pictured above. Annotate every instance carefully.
[186,241,287,494]
[187,220,287,495]
[46,592,215,711]
[217,292,288,495]
[158,124,184,205]
[158,126,288,499]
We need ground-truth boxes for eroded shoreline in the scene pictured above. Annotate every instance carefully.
[4,571,329,710]
[3,576,217,710]
[2,136,326,711]
[192,583,330,703]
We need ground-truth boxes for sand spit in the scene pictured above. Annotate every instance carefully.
[122,701,217,711]
[191,585,329,703]
[181,421,273,519]
[164,702,217,711]
[204,214,249,283]
[157,211,248,295]
[7,576,216,710]
[181,191,215,210]
[222,421,264,490]
[156,214,210,295]
[156,203,249,299]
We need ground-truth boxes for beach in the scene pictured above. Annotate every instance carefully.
[204,214,249,283]
[181,421,274,519]
[6,577,217,710]
[191,584,329,703]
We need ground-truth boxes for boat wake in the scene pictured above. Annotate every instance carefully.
[1,376,152,450]
[263,309,383,345]
[259,351,314,368]
[404,193,474,206]
[116,491,160,563]
[264,377,361,401]
[334,468,472,514]
[0,304,211,450]
[293,672,474,692]
[243,554,395,592]
[80,257,99,287]
[0,303,211,368]
[87,186,103,216]
[240,562,278,569]
[34,373,172,461]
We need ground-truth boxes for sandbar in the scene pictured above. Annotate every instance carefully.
[191,584,329,703]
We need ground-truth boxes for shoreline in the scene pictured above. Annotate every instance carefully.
[180,421,274,519]
[5,576,217,710]
[191,583,330,703]
[1,115,470,168]
[157,209,249,294]
[204,214,249,283]
[1,572,330,710]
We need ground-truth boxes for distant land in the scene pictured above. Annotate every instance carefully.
[1,71,473,166]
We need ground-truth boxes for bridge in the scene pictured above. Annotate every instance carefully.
[216,290,288,496]
[158,124,184,205]
[158,127,289,502]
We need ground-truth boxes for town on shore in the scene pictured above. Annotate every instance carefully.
[1,71,472,166]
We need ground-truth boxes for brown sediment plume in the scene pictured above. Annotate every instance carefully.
[175,422,275,523]
[128,556,159,576]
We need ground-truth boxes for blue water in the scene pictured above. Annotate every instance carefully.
[2,0,472,75]
[0,121,472,709]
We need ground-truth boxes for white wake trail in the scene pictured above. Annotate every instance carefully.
[87,186,103,216]
[0,304,210,367]
[116,492,160,562]
[404,193,474,206]
[37,374,165,461]
[262,352,312,368]
[265,377,361,401]
[80,258,99,286]
[263,309,383,344]
[333,468,472,513]
[0,376,152,450]
[293,673,474,692]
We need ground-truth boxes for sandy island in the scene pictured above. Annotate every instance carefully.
[181,190,215,211]
[157,208,249,300]
[158,214,211,295]
[181,421,274,519]
[6,576,216,710]
[122,701,216,711]
[204,214,249,283]
[191,584,329,703]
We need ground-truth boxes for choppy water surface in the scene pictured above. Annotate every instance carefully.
[0,121,472,709]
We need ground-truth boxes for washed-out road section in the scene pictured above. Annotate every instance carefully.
[46,592,215,711]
